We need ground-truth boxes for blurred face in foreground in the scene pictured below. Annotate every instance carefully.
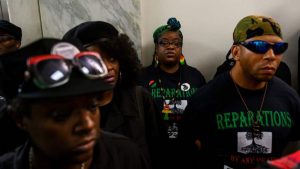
[19,94,101,166]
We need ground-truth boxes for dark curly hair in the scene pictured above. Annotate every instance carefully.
[89,34,142,89]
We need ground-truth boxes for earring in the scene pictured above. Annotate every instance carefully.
[154,57,159,68]
[180,54,185,65]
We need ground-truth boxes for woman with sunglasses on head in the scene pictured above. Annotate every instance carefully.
[63,21,167,169]
[179,15,300,169]
[0,38,150,169]
[137,17,206,169]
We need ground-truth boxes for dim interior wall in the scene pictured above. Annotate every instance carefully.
[39,0,141,57]
[5,0,42,46]
[4,0,141,58]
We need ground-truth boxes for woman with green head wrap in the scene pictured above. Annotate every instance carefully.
[138,17,206,169]
[152,17,185,66]
[153,17,183,43]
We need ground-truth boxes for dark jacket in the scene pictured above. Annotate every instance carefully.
[100,85,168,168]
[0,131,150,169]
[0,57,29,156]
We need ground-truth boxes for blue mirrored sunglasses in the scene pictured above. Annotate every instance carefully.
[239,40,288,55]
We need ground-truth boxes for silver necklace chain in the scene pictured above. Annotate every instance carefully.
[29,147,86,169]
[233,81,268,116]
[231,72,268,137]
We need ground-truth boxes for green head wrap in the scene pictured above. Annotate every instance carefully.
[233,15,282,43]
[153,17,183,43]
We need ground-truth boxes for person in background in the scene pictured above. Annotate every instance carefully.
[0,19,22,102]
[138,17,206,168]
[0,20,21,56]
[0,38,150,169]
[0,19,23,156]
[63,21,167,168]
[180,15,300,169]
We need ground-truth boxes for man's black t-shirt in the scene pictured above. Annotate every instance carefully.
[181,71,300,169]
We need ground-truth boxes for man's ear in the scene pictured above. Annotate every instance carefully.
[231,45,240,61]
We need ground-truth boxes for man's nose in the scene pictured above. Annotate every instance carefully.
[263,48,276,60]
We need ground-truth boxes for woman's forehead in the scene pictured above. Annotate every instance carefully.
[160,31,181,39]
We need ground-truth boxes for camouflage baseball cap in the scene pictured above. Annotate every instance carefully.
[233,15,282,43]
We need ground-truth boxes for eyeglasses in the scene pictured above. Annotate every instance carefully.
[239,40,288,55]
[27,51,108,89]
[158,40,182,48]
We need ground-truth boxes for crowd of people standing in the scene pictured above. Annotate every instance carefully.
[0,14,299,169]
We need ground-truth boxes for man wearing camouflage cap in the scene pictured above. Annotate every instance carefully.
[179,15,300,169]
